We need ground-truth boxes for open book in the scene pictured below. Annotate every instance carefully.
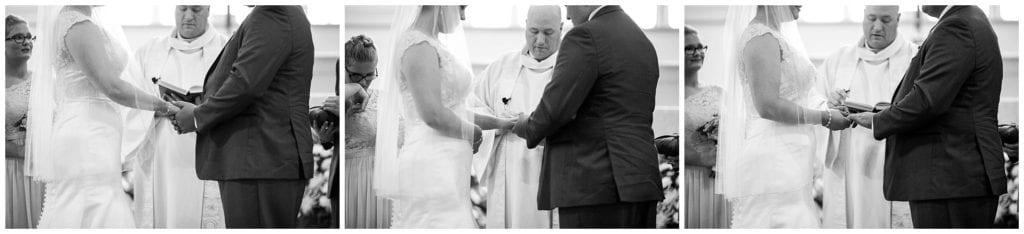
[845,101,891,113]
[152,77,203,104]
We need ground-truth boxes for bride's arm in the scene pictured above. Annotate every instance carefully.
[66,21,172,113]
[403,43,481,139]
[474,113,514,130]
[744,34,826,125]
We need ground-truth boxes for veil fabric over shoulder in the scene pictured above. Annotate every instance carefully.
[373,5,474,199]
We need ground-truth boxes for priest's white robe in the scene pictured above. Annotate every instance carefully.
[126,25,228,228]
[817,34,917,228]
[474,50,556,228]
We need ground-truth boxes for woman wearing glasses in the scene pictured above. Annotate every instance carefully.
[682,25,729,228]
[342,34,391,228]
[5,14,43,229]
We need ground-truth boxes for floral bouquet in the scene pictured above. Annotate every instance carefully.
[696,114,720,144]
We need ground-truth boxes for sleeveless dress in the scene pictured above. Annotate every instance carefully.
[729,23,821,228]
[345,89,393,228]
[36,9,136,228]
[389,30,476,228]
[683,86,730,228]
[6,78,45,228]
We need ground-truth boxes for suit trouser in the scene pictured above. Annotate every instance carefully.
[218,179,308,228]
[558,201,657,228]
[909,195,999,228]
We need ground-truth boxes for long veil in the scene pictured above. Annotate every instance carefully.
[24,5,60,181]
[716,5,814,199]
[26,5,159,185]
[373,5,473,199]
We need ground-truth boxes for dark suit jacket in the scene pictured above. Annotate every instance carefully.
[873,5,1006,201]
[187,6,315,180]
[515,6,663,210]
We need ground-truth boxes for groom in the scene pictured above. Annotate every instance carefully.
[171,6,314,228]
[511,5,662,228]
[848,5,1006,228]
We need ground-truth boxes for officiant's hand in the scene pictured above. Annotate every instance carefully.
[848,112,874,129]
[828,89,851,115]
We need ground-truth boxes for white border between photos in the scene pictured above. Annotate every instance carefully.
[2,0,1021,233]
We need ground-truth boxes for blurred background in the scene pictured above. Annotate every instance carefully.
[685,5,1019,123]
[4,5,341,106]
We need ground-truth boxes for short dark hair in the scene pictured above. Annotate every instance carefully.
[6,14,28,36]
[345,34,377,65]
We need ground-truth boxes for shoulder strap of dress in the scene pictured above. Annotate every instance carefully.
[56,10,94,54]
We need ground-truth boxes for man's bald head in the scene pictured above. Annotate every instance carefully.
[863,5,901,51]
[525,5,563,61]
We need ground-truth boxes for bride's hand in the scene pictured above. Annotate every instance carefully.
[499,117,518,130]
[823,109,853,131]
[471,126,483,154]
[155,102,180,117]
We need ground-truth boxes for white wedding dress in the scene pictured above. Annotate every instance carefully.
[35,8,135,228]
[727,22,822,228]
[389,30,476,228]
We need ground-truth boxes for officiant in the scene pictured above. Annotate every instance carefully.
[473,5,561,229]
[128,5,228,228]
[816,5,916,228]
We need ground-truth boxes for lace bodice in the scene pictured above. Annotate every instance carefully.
[53,9,127,103]
[684,86,722,152]
[396,31,474,129]
[737,23,817,107]
[346,89,380,152]
[6,79,31,150]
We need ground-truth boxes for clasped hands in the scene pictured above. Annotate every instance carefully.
[826,89,874,130]
[152,99,197,134]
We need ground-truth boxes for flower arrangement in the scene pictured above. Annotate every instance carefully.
[696,114,719,144]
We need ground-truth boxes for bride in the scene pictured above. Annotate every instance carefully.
[716,5,851,228]
[26,5,178,228]
[373,5,516,228]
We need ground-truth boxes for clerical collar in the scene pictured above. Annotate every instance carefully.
[521,50,556,70]
[169,24,216,52]
[857,33,906,62]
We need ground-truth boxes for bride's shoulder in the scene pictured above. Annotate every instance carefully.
[397,30,434,48]
[740,23,780,43]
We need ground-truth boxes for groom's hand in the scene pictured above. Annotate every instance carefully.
[848,112,874,129]
[172,101,199,134]
[511,112,529,139]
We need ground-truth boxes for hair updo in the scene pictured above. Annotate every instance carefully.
[345,34,377,65]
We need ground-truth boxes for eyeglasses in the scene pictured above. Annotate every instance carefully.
[684,44,708,56]
[5,34,36,44]
[347,68,378,83]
